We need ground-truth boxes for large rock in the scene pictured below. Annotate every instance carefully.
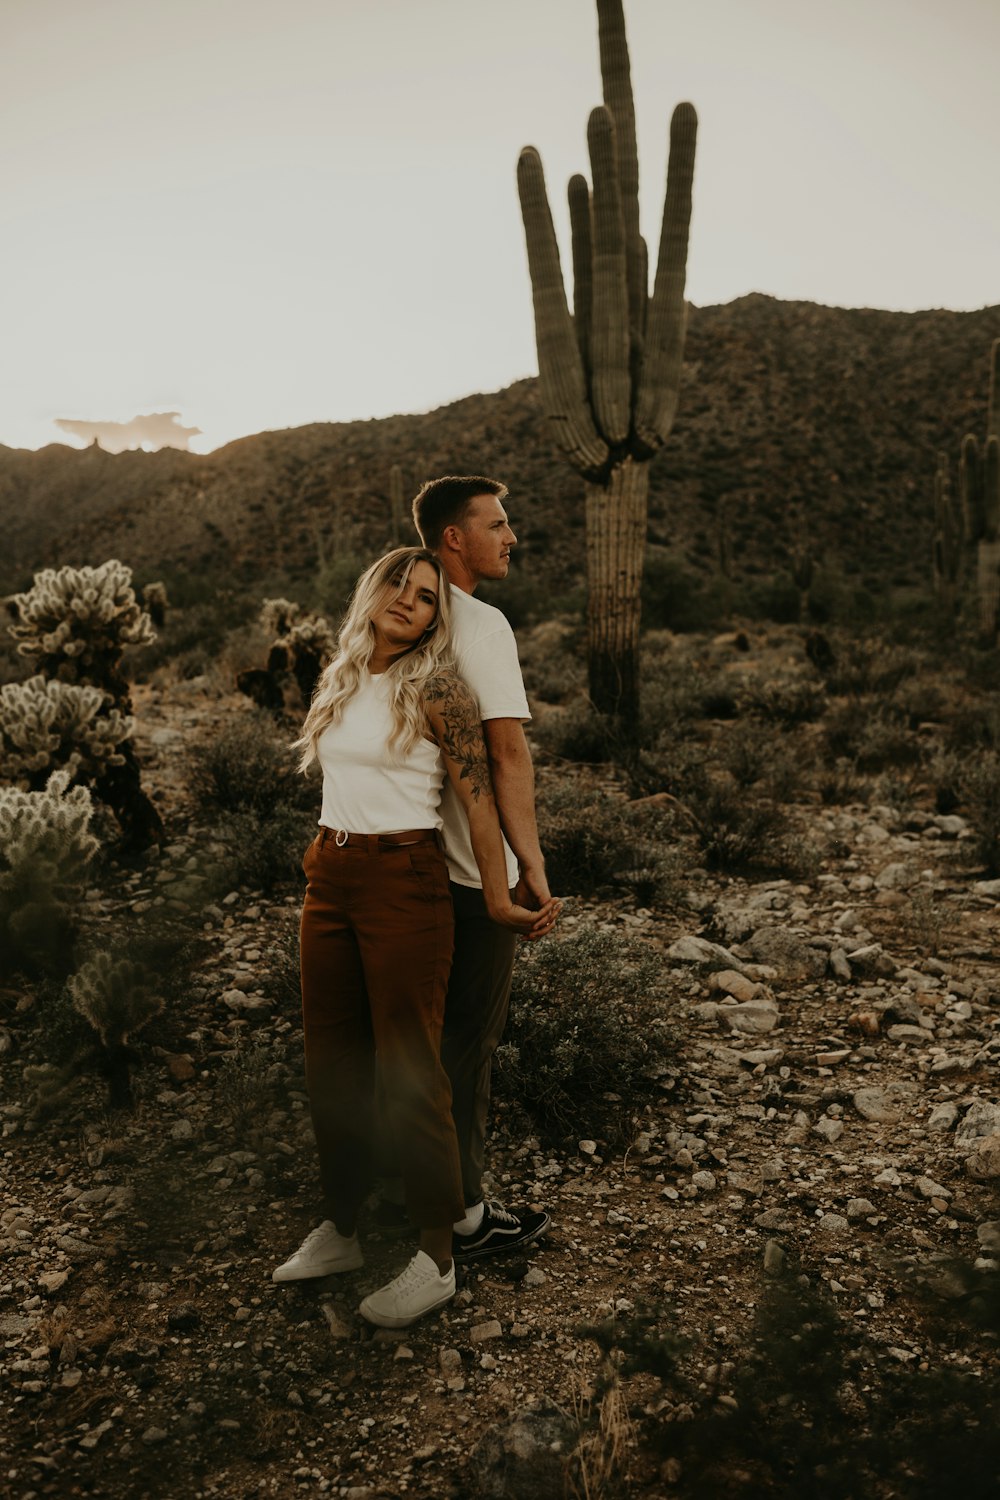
[719,998,780,1035]
[667,936,751,973]
[472,1399,574,1499]
[966,1132,1000,1181]
[745,926,827,979]
[955,1100,1000,1151]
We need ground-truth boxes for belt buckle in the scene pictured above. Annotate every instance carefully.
[335,829,348,848]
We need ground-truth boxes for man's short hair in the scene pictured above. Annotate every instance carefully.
[412,475,508,549]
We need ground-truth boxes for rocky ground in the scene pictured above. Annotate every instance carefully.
[3,647,1000,1500]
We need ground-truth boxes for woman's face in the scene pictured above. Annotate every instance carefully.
[370,559,440,657]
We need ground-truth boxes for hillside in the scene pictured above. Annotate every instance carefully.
[2,295,999,603]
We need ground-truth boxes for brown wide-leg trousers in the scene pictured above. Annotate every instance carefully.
[299,829,464,1231]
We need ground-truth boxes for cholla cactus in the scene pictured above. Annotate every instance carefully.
[8,559,156,704]
[0,770,99,976]
[239,598,336,710]
[69,953,163,1108]
[0,675,132,788]
[142,581,169,629]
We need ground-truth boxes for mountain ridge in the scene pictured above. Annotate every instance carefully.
[3,294,999,600]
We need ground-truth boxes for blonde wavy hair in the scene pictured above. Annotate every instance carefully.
[295,547,453,770]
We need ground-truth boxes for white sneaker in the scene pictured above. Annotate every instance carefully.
[358,1250,456,1328]
[272,1221,364,1282]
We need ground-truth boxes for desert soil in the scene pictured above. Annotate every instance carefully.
[3,645,1000,1500]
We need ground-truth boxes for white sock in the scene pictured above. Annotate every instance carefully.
[453,1202,485,1236]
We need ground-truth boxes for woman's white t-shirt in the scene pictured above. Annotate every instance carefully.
[316,672,445,834]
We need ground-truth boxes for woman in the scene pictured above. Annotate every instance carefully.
[272,547,558,1328]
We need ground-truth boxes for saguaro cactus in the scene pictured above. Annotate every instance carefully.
[932,452,962,613]
[517,0,696,728]
[958,341,1000,645]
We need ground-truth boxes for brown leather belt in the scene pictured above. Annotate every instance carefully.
[317,827,438,852]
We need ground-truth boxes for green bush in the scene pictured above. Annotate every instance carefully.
[191,712,303,817]
[961,752,1000,874]
[580,1266,1000,1499]
[207,805,316,895]
[537,782,680,902]
[494,925,675,1145]
[742,679,826,727]
[685,777,815,876]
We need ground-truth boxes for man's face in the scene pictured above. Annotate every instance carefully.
[456,493,517,583]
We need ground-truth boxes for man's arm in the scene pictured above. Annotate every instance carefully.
[482,718,552,908]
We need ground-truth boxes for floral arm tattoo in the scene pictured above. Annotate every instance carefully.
[425,670,493,802]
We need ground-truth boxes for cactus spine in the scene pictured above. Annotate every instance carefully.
[517,0,696,727]
[958,341,1000,645]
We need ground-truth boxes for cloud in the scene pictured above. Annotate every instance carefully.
[54,412,202,453]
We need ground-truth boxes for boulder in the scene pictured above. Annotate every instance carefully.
[472,1399,574,1500]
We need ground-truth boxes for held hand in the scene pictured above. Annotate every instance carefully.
[514,865,553,911]
[489,895,562,939]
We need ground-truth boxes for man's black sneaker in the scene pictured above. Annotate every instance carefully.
[452,1201,550,1263]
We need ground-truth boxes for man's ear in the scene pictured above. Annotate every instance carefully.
[440,523,464,554]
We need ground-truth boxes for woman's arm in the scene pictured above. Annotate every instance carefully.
[423,670,559,938]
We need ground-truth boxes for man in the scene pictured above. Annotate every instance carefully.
[408,473,557,1262]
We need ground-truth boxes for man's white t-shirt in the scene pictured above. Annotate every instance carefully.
[440,586,529,889]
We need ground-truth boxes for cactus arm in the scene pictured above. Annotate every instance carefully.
[985,436,1000,543]
[587,107,631,444]
[989,339,1000,440]
[517,148,610,477]
[961,434,984,542]
[634,102,698,454]
[568,173,593,379]
[596,0,644,343]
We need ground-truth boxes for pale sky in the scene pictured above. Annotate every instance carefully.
[3,0,999,453]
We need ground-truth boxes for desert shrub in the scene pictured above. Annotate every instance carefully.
[685,777,815,876]
[819,638,917,698]
[494,926,675,1145]
[824,703,919,771]
[580,1268,1000,1500]
[314,551,372,626]
[735,573,802,625]
[960,752,1000,874]
[216,1036,278,1133]
[207,805,316,895]
[191,712,303,817]
[742,678,826,727]
[720,721,803,800]
[537,783,680,902]
[817,757,867,807]
[533,703,623,764]
[7,559,155,702]
[0,772,99,979]
[893,677,946,728]
[926,747,964,814]
[0,675,132,788]
[519,621,587,705]
[262,918,303,1012]
[641,549,721,632]
[945,701,1000,753]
